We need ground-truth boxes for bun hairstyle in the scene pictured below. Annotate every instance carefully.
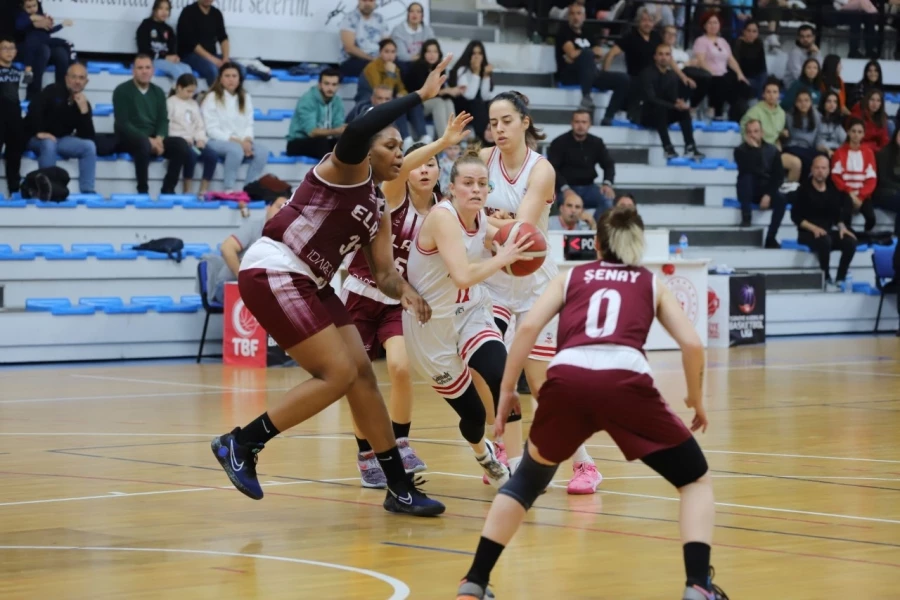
[448,144,485,189]
[596,206,645,266]
[405,142,442,200]
[489,91,546,149]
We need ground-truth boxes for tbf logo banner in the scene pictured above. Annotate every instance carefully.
[223,282,267,368]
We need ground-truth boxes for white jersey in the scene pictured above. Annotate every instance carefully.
[484,146,558,314]
[407,200,488,319]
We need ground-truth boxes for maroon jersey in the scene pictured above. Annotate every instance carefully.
[557,261,656,354]
[345,190,434,291]
[262,158,385,287]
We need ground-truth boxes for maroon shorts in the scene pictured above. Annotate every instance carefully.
[342,291,404,360]
[238,268,352,350]
[529,365,692,463]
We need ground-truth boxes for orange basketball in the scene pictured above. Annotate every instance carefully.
[492,221,548,276]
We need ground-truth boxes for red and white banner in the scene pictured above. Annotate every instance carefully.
[707,274,731,348]
[223,282,267,368]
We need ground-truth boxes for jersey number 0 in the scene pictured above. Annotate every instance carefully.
[585,288,622,338]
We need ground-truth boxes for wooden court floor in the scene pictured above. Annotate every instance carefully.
[0,337,898,599]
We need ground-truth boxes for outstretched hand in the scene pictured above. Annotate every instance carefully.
[494,389,521,438]
[417,53,453,102]
[441,112,474,146]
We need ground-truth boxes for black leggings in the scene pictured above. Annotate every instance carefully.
[443,340,510,444]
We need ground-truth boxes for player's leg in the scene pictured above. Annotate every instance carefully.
[382,335,426,473]
[211,270,359,500]
[339,320,445,516]
[489,307,520,470]
[526,313,601,494]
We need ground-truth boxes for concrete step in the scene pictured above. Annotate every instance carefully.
[493,71,555,87]
[432,23,497,43]
[431,9,481,26]
[762,269,825,291]
[616,187,705,206]
[669,228,763,247]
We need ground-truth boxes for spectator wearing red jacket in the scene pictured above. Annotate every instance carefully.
[831,117,877,231]
[849,88,889,153]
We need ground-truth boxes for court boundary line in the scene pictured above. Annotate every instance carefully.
[0,546,410,600]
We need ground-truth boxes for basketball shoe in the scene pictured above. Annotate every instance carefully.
[211,428,264,500]
[478,440,510,489]
[383,476,446,516]
[397,437,427,473]
[357,450,388,489]
[483,441,508,485]
[683,567,729,599]
[566,461,602,494]
[456,580,495,599]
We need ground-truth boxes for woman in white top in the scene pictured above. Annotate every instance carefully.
[201,62,270,191]
[450,41,494,142]
[404,148,531,488]
[479,91,602,495]
[166,73,218,195]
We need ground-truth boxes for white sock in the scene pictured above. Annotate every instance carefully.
[508,455,522,474]
[571,445,593,464]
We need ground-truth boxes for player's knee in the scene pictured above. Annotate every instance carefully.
[386,353,411,384]
[448,386,487,444]
[317,355,358,395]
[498,448,558,510]
[642,438,709,489]
[458,417,485,444]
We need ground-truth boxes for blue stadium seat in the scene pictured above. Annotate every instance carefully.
[96,250,140,260]
[181,294,202,305]
[130,296,175,307]
[0,199,27,208]
[780,239,812,252]
[51,305,97,315]
[20,244,65,256]
[79,297,124,308]
[69,193,105,204]
[268,108,294,119]
[26,298,71,311]
[182,201,221,209]
[183,243,212,257]
[0,244,11,253]
[0,251,36,260]
[85,198,128,208]
[35,199,79,208]
[135,198,176,209]
[690,159,721,170]
[72,244,116,255]
[157,303,201,313]
[268,153,297,164]
[93,104,114,117]
[103,304,150,314]
[667,157,693,167]
[110,194,150,205]
[45,250,89,260]
[158,194,197,205]
[96,154,119,162]
[295,156,320,165]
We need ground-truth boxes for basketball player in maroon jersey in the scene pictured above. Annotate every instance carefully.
[344,113,473,488]
[456,207,728,599]
[209,56,458,517]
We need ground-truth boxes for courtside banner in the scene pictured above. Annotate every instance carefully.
[40,0,429,33]
[223,282,267,368]
[728,273,766,346]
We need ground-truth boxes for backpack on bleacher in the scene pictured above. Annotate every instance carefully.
[21,166,70,202]
[132,237,185,263]
[244,174,292,204]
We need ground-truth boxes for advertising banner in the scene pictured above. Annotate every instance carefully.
[728,274,766,346]
[707,274,730,348]
[222,282,267,368]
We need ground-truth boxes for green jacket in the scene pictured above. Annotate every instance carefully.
[287,87,345,140]
[740,102,785,146]
[112,80,168,139]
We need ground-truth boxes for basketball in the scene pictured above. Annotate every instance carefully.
[492,221,547,276]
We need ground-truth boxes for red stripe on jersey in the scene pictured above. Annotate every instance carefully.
[432,368,472,398]
[460,330,504,362]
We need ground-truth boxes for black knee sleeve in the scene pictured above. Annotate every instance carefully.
[640,437,708,489]
[498,445,559,510]
[493,317,508,337]
[469,341,521,421]
[445,384,486,444]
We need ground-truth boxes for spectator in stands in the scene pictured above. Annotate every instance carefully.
[339,0,388,78]
[346,85,415,145]
[438,141,460,195]
[285,68,345,160]
[361,39,428,141]
[827,0,878,59]
[782,90,820,181]
[137,0,192,81]
[404,39,461,140]
[850,88,889,153]
[548,109,616,211]
[550,192,597,231]
[661,26,710,113]
[692,13,749,121]
[831,117,877,232]
[849,59,882,109]
[201,62,269,191]
[16,0,74,101]
[639,44,704,161]
[389,2,434,69]
[740,79,789,150]
[782,25,819,89]
[873,129,900,236]
[167,73,217,195]
[602,8,663,91]
[0,35,23,196]
[113,54,191,195]
[449,41,494,143]
[734,118,787,243]
[209,196,288,303]
[0,1,15,39]
[24,62,96,193]
[177,0,237,87]
[781,58,821,111]
[792,155,856,290]
[733,20,767,99]
[816,92,847,158]
[755,0,788,52]
[820,55,848,116]
[555,2,629,125]
[613,193,636,208]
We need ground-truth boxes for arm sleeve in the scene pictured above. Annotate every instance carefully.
[334,92,424,165]
[595,138,615,184]
[216,10,228,42]
[547,137,568,189]
[27,87,47,133]
[641,69,674,110]
[390,24,411,61]
[176,9,196,55]
[202,95,228,141]
[15,12,33,31]
[831,152,851,193]
[294,95,317,136]
[790,188,808,226]
[242,95,254,139]
[113,85,143,139]
[76,104,95,139]
[136,20,152,54]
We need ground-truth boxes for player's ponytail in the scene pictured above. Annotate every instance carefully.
[489,91,546,149]
[448,144,484,185]
[597,206,645,266]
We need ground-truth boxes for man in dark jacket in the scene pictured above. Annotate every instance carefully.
[639,44,704,161]
[0,35,23,196]
[177,0,241,85]
[734,117,788,247]
[24,62,96,193]
[548,109,616,211]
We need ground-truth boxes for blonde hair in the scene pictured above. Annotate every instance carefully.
[596,206,645,266]
[448,143,485,186]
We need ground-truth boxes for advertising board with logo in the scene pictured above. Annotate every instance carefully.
[223,282,267,368]
[729,274,766,346]
[707,274,730,348]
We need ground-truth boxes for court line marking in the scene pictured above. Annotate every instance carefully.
[582,444,900,465]
[0,546,410,599]
[0,390,225,404]
[0,477,359,508]
[68,374,257,391]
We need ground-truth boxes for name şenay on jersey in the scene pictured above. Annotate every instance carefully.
[583,268,642,284]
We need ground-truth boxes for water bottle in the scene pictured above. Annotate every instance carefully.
[679,234,689,257]
[844,273,853,294]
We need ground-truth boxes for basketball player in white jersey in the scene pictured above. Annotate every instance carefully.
[479,91,602,494]
[404,148,533,488]
[344,113,473,488]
